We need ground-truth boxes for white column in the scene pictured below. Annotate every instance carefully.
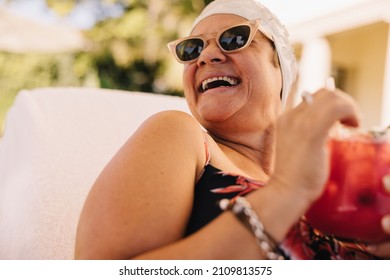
[381,23,390,128]
[295,37,332,105]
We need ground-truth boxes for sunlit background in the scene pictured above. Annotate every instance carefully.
[0,0,389,133]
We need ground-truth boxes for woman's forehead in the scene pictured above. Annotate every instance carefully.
[190,14,268,42]
[190,14,247,36]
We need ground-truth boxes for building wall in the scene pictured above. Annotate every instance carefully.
[327,22,389,128]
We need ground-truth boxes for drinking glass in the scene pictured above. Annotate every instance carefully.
[305,125,390,243]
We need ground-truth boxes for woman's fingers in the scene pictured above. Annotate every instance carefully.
[366,242,390,259]
[384,175,390,193]
[382,215,390,234]
[302,88,361,131]
[273,86,363,204]
[366,215,390,258]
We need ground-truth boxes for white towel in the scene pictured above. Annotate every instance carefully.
[0,87,189,259]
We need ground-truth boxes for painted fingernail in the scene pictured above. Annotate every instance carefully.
[301,91,313,105]
[325,77,336,91]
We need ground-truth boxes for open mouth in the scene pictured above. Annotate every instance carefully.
[200,76,240,93]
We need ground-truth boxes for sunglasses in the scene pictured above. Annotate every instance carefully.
[167,19,262,63]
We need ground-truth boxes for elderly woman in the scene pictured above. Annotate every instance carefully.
[75,0,390,259]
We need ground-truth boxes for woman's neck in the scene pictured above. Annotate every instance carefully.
[209,125,276,178]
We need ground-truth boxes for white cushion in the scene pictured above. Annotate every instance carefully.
[0,87,189,259]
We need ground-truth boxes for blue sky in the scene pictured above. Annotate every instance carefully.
[0,0,124,29]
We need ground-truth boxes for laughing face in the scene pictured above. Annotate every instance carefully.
[182,14,283,134]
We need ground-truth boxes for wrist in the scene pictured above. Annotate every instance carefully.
[267,173,321,209]
[245,177,312,243]
[220,196,285,260]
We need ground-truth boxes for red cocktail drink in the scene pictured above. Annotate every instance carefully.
[306,127,390,243]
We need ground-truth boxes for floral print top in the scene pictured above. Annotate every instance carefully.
[184,139,378,260]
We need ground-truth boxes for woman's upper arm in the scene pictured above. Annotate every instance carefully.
[75,110,206,259]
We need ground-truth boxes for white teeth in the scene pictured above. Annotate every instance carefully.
[201,76,238,92]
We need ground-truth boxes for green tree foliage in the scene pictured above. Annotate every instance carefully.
[82,0,212,95]
[0,0,213,131]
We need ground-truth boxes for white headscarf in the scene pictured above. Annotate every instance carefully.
[192,0,297,109]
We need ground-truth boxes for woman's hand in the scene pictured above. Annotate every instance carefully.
[366,215,390,259]
[270,86,361,207]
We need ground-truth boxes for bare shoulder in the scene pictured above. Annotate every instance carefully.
[138,110,202,137]
[75,110,206,259]
[130,110,205,161]
[126,110,207,177]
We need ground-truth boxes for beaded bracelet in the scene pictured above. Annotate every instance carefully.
[220,196,284,260]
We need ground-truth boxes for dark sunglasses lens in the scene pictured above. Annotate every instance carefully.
[219,25,251,51]
[176,38,204,61]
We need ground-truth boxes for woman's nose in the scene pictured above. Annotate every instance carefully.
[197,40,227,66]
